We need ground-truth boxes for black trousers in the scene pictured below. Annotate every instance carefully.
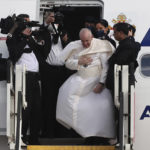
[22,72,41,143]
[40,63,75,138]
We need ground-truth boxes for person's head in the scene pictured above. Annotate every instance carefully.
[79,28,93,48]
[96,19,108,33]
[84,16,95,28]
[113,22,130,41]
[95,19,109,38]
[44,11,55,24]
[17,14,30,22]
[128,24,136,37]
[15,14,30,35]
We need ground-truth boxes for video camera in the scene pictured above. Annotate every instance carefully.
[0,14,42,34]
[55,12,64,25]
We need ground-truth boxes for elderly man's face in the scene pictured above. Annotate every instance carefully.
[80,34,92,48]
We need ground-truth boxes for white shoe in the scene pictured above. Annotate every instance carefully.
[21,139,27,147]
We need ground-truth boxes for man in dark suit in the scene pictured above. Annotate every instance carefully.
[105,22,141,144]
[106,22,141,93]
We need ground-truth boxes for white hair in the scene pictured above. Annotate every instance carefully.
[79,28,92,39]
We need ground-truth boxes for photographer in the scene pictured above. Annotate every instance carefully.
[6,14,41,145]
[40,11,73,138]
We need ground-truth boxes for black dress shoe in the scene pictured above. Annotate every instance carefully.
[99,138,110,145]
[28,137,40,145]
[28,139,40,145]
[22,135,29,145]
[84,137,110,145]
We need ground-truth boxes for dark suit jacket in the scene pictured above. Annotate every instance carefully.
[106,37,141,91]
[105,35,116,48]
[36,26,52,61]
[6,27,52,65]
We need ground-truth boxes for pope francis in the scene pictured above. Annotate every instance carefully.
[56,28,116,142]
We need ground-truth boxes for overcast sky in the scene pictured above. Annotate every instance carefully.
[104,0,150,41]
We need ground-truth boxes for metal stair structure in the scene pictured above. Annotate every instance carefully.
[6,63,136,150]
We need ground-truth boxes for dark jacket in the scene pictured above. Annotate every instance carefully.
[36,26,52,61]
[6,27,51,65]
[98,34,116,48]
[106,37,141,91]
[105,35,116,48]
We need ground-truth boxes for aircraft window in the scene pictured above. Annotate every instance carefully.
[141,54,150,76]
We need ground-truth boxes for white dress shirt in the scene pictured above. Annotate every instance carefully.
[16,45,39,72]
[46,37,64,66]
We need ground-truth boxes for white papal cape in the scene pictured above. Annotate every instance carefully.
[56,38,116,138]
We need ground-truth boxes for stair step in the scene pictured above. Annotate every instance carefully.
[39,138,84,145]
[27,145,115,150]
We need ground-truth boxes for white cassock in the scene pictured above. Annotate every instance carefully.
[56,38,116,138]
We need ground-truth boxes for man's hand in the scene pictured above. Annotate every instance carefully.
[93,83,104,93]
[22,28,32,36]
[7,22,19,36]
[78,55,92,66]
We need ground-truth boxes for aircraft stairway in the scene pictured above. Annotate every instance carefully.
[27,138,115,150]
[6,63,135,150]
[27,145,115,150]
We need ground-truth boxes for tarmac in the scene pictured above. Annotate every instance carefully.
[0,136,27,150]
[0,136,10,150]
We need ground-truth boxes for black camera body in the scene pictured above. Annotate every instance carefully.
[0,14,42,34]
[0,16,14,34]
[55,12,64,25]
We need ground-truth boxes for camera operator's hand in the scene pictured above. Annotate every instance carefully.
[13,22,19,29]
[62,33,68,42]
[22,28,32,36]
[7,22,19,37]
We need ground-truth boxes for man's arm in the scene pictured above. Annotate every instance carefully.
[6,36,27,64]
[93,53,109,93]
[6,28,32,64]
[109,44,135,65]
[65,55,92,70]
